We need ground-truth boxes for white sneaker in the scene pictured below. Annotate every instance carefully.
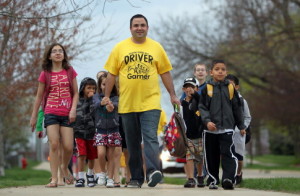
[106,178,114,188]
[97,172,106,186]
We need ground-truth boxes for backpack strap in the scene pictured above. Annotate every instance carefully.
[228,83,234,100]
[42,71,51,111]
[206,83,234,100]
[207,83,213,97]
[67,66,74,97]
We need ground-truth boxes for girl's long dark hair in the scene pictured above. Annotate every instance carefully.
[42,43,70,71]
[97,73,118,96]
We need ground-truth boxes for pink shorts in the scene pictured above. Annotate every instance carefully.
[75,138,98,160]
[94,132,122,147]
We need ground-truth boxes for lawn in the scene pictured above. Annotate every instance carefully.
[165,154,300,193]
[164,177,300,194]
[246,154,300,171]
[0,160,50,189]
[240,178,300,194]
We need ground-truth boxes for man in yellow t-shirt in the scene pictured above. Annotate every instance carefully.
[103,14,180,188]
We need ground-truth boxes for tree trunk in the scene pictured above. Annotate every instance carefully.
[0,120,5,176]
[292,126,300,161]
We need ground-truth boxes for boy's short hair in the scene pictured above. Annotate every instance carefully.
[226,74,239,85]
[194,63,207,72]
[183,77,197,87]
[211,59,226,70]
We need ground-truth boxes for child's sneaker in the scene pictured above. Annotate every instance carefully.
[127,180,141,188]
[75,178,85,187]
[97,172,106,186]
[222,178,234,190]
[184,178,196,188]
[86,174,96,187]
[106,178,114,188]
[235,173,243,185]
[196,176,205,187]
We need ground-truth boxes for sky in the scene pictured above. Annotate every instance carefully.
[72,0,211,118]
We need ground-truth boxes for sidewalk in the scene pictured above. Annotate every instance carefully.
[34,161,300,179]
[165,169,300,179]
[0,182,298,196]
[13,161,297,196]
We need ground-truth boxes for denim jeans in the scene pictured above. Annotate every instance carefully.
[121,110,161,184]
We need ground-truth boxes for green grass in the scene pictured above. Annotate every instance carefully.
[165,177,300,193]
[164,177,186,185]
[246,154,300,171]
[0,160,50,189]
[165,154,300,193]
[240,178,300,194]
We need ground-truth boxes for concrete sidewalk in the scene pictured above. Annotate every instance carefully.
[4,161,291,196]
[34,161,300,179]
[0,183,298,196]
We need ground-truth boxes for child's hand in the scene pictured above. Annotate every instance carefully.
[87,91,94,98]
[101,97,110,105]
[240,129,246,136]
[30,116,37,132]
[106,101,114,112]
[187,87,195,95]
[69,109,76,123]
[207,122,217,131]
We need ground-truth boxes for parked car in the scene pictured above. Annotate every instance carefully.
[160,149,185,173]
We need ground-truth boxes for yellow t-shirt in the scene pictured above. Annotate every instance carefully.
[104,38,172,113]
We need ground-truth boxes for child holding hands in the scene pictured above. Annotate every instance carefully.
[93,74,122,188]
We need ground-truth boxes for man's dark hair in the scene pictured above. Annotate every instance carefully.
[211,59,226,70]
[226,74,239,85]
[130,14,148,27]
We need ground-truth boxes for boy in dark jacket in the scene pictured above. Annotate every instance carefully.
[199,60,246,190]
[74,77,97,187]
[181,77,205,188]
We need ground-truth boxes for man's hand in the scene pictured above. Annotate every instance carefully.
[171,95,181,106]
[207,122,217,131]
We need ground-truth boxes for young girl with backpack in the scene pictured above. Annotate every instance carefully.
[30,43,79,187]
[93,73,122,188]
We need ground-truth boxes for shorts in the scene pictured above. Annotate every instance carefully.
[186,138,203,163]
[75,138,98,160]
[94,132,122,147]
[44,114,74,128]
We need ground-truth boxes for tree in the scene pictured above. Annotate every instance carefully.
[154,0,300,159]
[0,0,113,176]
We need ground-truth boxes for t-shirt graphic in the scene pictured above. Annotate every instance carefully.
[39,69,77,116]
[126,52,152,80]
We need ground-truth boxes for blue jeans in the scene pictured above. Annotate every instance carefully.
[121,110,161,184]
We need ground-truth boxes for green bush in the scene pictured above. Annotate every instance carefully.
[269,131,294,155]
